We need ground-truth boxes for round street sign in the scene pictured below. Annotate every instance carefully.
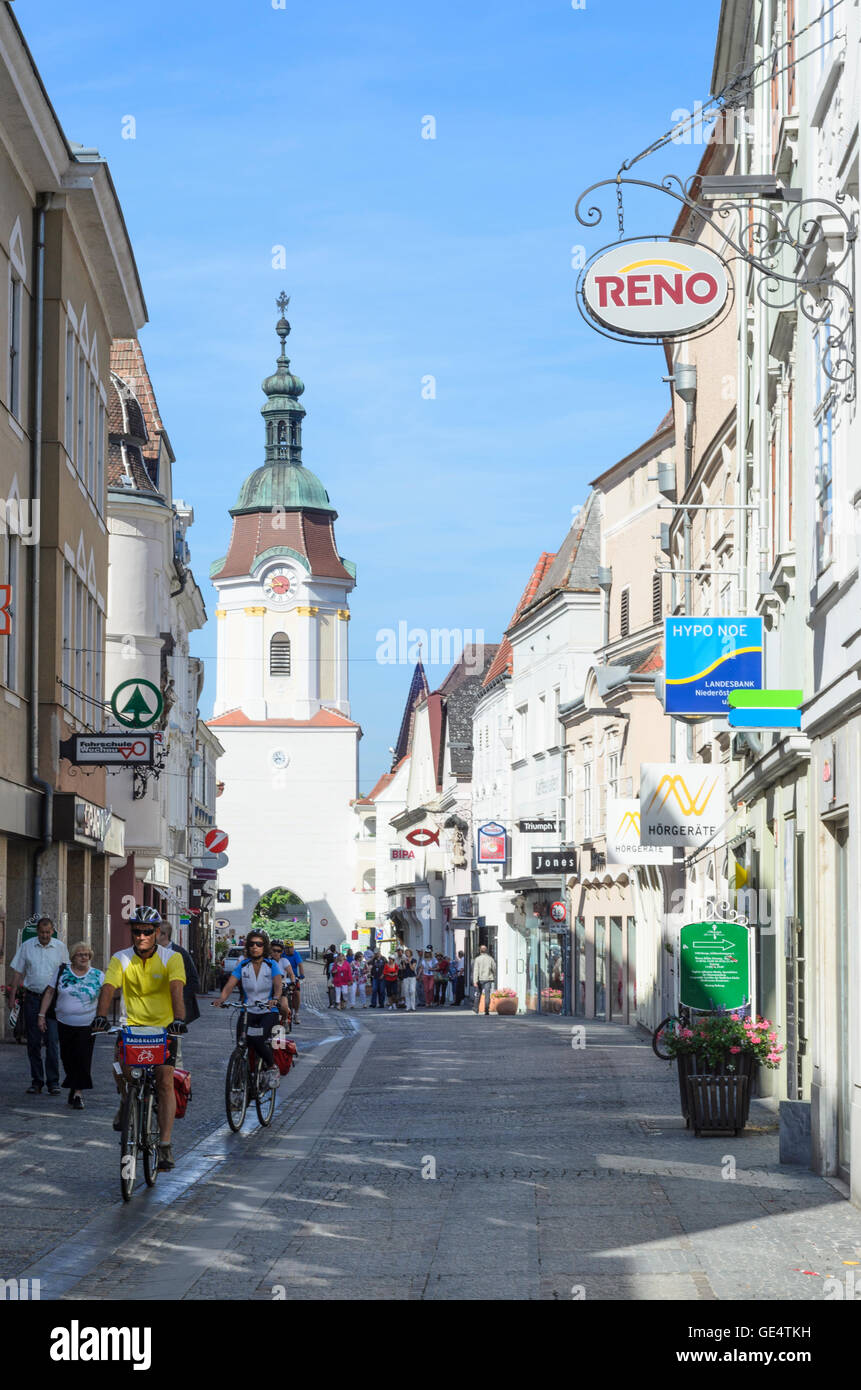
[550,901,566,923]
[214,917,231,929]
[582,238,730,340]
[110,678,163,729]
[320,917,328,927]
[205,828,229,854]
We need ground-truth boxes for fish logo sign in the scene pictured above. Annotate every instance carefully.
[646,774,718,818]
[406,826,440,848]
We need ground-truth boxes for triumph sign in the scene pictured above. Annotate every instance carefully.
[582,239,729,338]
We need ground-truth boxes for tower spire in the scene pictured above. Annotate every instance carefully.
[261,290,306,467]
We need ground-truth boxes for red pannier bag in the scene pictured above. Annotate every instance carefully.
[173,1068,192,1117]
[272,1029,298,1075]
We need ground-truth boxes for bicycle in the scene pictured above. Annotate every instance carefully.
[97,1025,168,1202]
[652,1009,691,1060]
[221,1002,279,1132]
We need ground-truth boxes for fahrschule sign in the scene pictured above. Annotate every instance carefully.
[582,239,729,338]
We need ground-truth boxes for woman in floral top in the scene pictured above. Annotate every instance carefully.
[39,941,104,1109]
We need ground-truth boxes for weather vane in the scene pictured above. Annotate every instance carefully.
[276,291,290,315]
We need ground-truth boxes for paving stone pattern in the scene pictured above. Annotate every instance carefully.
[2,967,861,1301]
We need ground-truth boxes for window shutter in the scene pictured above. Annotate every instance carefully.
[270,633,291,676]
[620,588,630,638]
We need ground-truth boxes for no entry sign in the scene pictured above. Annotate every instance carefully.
[205,828,229,854]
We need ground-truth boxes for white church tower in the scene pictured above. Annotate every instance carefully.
[207,296,360,942]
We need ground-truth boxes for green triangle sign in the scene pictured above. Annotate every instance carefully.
[111,678,163,729]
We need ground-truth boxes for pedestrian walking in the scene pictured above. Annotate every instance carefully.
[415,950,426,1007]
[383,955,400,1010]
[332,954,353,1009]
[369,951,387,1009]
[353,952,368,1007]
[38,942,103,1108]
[323,943,338,1008]
[433,953,450,1006]
[472,944,496,1016]
[157,922,200,1065]
[454,950,466,1006]
[400,950,417,1011]
[447,954,458,1005]
[7,918,69,1094]
[422,950,435,1007]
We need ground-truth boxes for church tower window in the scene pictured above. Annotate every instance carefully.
[278,421,288,458]
[270,632,291,676]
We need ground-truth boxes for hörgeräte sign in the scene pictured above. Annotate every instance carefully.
[582,238,730,338]
[639,764,725,846]
[679,920,751,1012]
[606,798,673,865]
[665,617,763,715]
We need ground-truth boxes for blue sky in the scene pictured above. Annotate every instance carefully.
[19,0,721,786]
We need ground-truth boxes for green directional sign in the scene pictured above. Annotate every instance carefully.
[679,920,751,1012]
[111,678,163,729]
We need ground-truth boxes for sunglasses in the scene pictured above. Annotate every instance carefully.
[247,940,265,948]
[130,926,157,936]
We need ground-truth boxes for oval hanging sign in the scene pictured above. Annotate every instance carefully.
[582,239,729,339]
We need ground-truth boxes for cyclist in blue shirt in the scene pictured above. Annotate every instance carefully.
[212,929,283,1089]
[281,939,305,1026]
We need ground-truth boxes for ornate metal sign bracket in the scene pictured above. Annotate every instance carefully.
[575,173,857,399]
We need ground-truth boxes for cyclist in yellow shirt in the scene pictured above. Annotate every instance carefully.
[93,907,186,1171]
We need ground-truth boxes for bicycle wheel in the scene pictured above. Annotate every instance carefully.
[652,1016,677,1061]
[120,1090,139,1202]
[225,1048,249,1131]
[254,1057,277,1127]
[141,1086,161,1186]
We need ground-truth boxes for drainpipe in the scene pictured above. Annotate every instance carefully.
[30,197,51,915]
[673,363,697,761]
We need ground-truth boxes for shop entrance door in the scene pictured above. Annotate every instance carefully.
[540,928,569,1015]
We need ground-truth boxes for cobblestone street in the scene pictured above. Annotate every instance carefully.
[2,966,860,1302]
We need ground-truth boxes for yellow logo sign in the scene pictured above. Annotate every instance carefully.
[646,774,719,818]
[616,810,641,835]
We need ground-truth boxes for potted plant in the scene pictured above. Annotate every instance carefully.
[657,1014,784,1134]
[490,987,518,1016]
[540,987,563,1014]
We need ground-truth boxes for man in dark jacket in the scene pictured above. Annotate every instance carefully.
[157,924,200,1023]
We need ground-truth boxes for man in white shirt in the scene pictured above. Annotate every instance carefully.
[7,918,70,1093]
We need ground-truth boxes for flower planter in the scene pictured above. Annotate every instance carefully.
[676,1051,755,1129]
[686,1073,751,1136]
[493,998,517,1015]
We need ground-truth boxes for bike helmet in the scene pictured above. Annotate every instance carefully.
[129,906,162,926]
[270,939,284,949]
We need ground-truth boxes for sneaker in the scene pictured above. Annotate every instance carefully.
[264,1067,281,1090]
[71,1095,85,1110]
[48,1085,62,1095]
[292,1017,301,1026]
[26,1083,42,1095]
[157,1143,175,1171]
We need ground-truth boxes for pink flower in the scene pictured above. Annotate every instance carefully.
[729,1046,741,1053]
[768,1031,777,1042]
[730,1013,741,1022]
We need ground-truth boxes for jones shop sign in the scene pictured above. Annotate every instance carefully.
[532,849,577,875]
[679,920,752,1012]
[639,764,725,846]
[582,239,729,338]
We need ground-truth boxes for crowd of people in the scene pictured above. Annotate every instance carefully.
[321,944,472,1011]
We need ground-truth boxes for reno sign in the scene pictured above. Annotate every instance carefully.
[583,239,729,338]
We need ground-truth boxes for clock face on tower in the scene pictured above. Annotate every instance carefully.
[263,566,293,605]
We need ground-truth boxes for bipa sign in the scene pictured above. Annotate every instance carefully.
[583,239,729,338]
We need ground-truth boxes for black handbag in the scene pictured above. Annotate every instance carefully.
[44,964,63,1023]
